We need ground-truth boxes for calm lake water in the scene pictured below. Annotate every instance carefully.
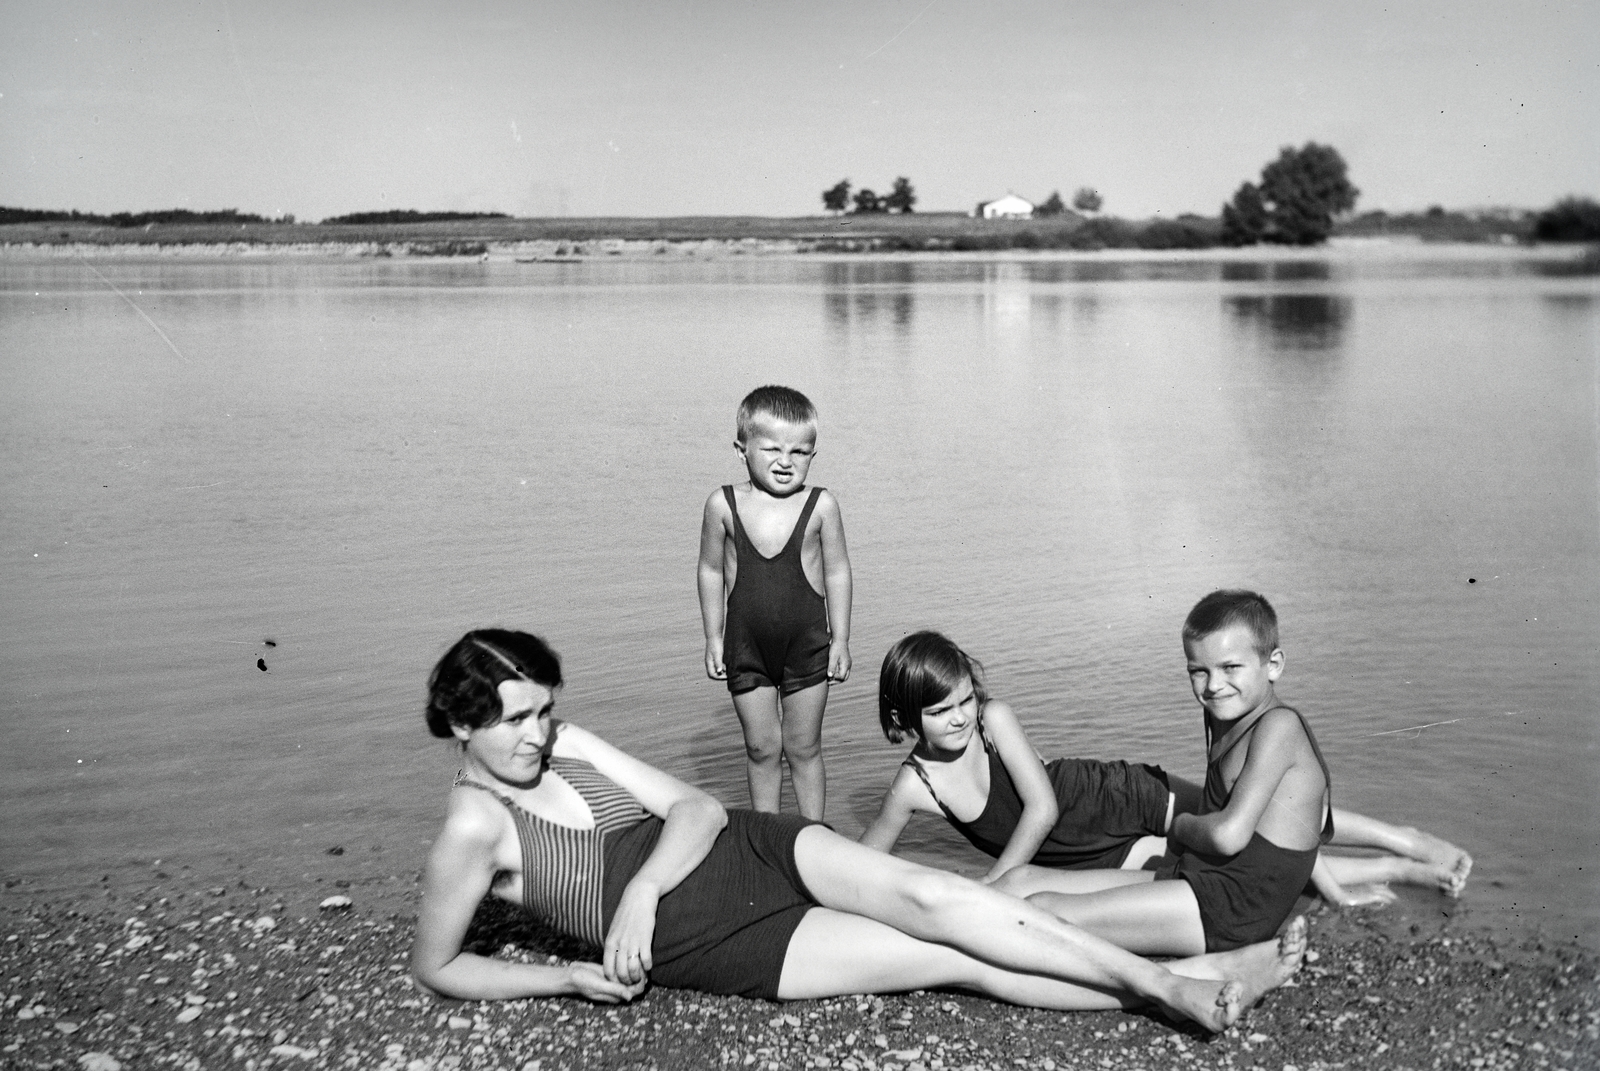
[3,246,1596,950]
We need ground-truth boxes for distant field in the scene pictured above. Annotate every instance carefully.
[0,208,1545,252]
[0,212,1149,251]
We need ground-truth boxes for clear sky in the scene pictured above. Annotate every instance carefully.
[2,0,1595,221]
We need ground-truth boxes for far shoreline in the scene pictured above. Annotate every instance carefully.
[3,235,1596,265]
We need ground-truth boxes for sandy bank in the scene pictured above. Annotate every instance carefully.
[2,237,1596,266]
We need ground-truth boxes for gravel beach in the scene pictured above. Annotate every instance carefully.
[4,883,1595,1071]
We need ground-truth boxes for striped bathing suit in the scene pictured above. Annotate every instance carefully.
[455,748,646,945]
[453,721,822,999]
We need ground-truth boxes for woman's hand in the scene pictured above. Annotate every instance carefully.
[567,962,648,1004]
[603,880,661,985]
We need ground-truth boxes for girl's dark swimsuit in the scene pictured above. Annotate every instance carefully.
[903,709,1171,870]
[1155,704,1334,952]
[455,722,821,1000]
[721,484,832,696]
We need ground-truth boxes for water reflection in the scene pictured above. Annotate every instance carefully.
[1224,293,1351,351]
[1220,260,1332,283]
[822,260,915,331]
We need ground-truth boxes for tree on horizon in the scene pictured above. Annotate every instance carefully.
[822,180,852,215]
[1072,187,1103,214]
[1222,143,1358,246]
[883,177,917,214]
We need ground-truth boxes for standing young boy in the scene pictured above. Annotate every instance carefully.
[697,386,852,820]
[994,590,1331,955]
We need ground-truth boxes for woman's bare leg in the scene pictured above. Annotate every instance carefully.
[790,829,1230,1030]
[777,908,1306,1025]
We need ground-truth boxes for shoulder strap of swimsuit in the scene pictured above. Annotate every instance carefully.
[1207,705,1334,844]
[902,754,959,822]
[975,704,998,755]
[721,484,749,546]
[782,486,823,554]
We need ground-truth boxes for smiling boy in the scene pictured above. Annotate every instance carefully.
[697,386,852,820]
[994,590,1332,955]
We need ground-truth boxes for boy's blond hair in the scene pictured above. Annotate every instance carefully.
[736,385,817,443]
[1183,589,1280,657]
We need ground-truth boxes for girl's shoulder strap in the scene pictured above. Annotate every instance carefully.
[975,703,999,755]
[901,754,958,822]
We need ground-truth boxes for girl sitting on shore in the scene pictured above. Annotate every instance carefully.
[862,631,1473,907]
[410,628,1305,1029]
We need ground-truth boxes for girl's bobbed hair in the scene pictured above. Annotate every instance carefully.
[878,630,988,744]
[425,629,563,738]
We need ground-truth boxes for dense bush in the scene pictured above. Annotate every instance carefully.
[1532,198,1600,242]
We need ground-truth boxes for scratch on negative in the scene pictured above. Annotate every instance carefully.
[864,0,937,60]
[77,253,189,363]
[1369,718,1463,737]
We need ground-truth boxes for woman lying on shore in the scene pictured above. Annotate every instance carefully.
[863,632,1472,907]
[410,629,1305,1030]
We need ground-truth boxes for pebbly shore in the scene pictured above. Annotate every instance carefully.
[3,887,1596,1071]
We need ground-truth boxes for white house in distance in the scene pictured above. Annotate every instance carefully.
[974,194,1034,219]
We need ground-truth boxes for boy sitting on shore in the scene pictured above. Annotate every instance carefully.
[697,386,852,821]
[997,590,1333,953]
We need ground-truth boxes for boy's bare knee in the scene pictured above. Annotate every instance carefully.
[744,739,782,765]
[782,736,823,763]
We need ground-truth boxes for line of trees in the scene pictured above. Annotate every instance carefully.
[1221,143,1358,246]
[822,178,916,215]
[0,207,278,227]
[319,210,509,225]
[1036,187,1103,217]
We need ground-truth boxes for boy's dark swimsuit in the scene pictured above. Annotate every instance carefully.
[720,484,832,696]
[902,710,1173,870]
[1155,704,1334,952]
[455,722,821,1000]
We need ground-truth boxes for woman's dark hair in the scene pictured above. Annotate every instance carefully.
[425,629,563,738]
[878,631,988,744]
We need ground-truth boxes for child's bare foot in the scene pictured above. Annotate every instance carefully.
[1442,850,1473,898]
[1403,828,1473,894]
[1162,916,1306,1023]
[1158,976,1244,1033]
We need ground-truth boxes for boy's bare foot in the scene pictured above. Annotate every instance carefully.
[1403,828,1473,894]
[1161,916,1306,1026]
[1207,916,1308,1008]
[1158,977,1244,1033]
[1442,851,1473,898]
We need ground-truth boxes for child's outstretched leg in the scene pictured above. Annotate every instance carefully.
[731,686,784,812]
[779,680,828,821]
[1330,809,1473,896]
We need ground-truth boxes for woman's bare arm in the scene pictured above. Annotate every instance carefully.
[410,796,646,1002]
[560,724,729,984]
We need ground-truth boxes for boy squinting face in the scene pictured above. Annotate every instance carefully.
[1184,623,1284,723]
[737,415,816,497]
